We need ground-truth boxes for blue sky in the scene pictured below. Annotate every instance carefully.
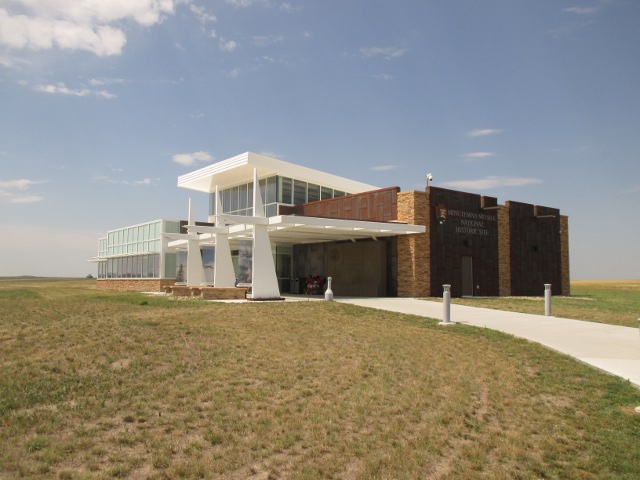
[1,0,638,280]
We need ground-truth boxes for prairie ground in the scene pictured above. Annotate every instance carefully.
[1,279,639,479]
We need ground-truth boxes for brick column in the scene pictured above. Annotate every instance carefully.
[560,215,570,296]
[497,205,511,296]
[396,191,430,297]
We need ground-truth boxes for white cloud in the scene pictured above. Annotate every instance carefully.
[219,38,238,52]
[0,178,46,189]
[0,0,177,57]
[226,0,268,7]
[360,46,408,60]
[189,3,216,23]
[564,6,599,14]
[0,178,47,203]
[88,77,124,86]
[93,175,157,186]
[7,194,45,204]
[372,73,394,81]
[463,152,494,161]
[370,165,397,171]
[442,176,542,190]
[34,82,117,99]
[172,151,214,166]
[467,128,502,137]
[0,53,30,68]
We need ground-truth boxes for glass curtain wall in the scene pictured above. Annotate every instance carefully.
[99,220,181,279]
[210,175,349,218]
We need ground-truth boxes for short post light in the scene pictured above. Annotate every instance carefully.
[439,284,453,325]
[325,277,334,301]
[544,284,552,316]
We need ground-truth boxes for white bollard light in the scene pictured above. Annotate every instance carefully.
[440,284,452,325]
[544,284,552,316]
[324,277,334,301]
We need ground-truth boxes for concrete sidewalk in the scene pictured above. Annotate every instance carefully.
[334,297,640,388]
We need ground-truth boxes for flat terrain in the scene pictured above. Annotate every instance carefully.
[442,280,640,328]
[1,279,639,479]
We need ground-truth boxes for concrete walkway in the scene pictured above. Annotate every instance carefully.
[332,297,640,388]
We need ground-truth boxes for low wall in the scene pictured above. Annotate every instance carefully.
[168,286,247,300]
[96,278,176,292]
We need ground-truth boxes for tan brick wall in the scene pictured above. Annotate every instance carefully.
[560,215,570,296]
[96,278,176,292]
[497,205,511,296]
[396,190,430,297]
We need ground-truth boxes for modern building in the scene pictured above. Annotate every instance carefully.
[95,152,569,297]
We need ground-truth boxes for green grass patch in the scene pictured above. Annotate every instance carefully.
[0,278,639,478]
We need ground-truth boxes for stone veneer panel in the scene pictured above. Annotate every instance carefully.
[497,205,512,296]
[96,278,176,292]
[396,190,430,297]
[296,187,399,222]
[560,215,570,296]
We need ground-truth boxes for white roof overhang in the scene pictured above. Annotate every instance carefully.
[165,215,425,249]
[177,152,378,194]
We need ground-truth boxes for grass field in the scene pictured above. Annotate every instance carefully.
[438,280,640,328]
[1,279,639,479]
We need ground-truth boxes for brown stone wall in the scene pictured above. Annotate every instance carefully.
[396,190,429,297]
[429,187,500,297]
[508,202,562,296]
[560,215,570,296]
[497,205,512,296]
[295,187,399,222]
[96,278,176,292]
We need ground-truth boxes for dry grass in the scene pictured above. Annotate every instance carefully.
[1,279,639,479]
[440,280,640,328]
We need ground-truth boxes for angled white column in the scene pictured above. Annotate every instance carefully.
[212,187,235,287]
[186,198,205,285]
[250,168,280,299]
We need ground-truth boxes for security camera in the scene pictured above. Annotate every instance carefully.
[426,173,433,182]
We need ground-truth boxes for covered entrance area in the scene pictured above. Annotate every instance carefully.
[167,213,424,299]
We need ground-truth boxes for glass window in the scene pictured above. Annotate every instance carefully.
[247,182,254,208]
[237,239,253,284]
[321,187,333,200]
[334,190,346,198]
[279,176,292,204]
[231,186,239,212]
[294,180,307,205]
[307,183,320,202]
[266,176,277,204]
[239,183,247,210]
[222,188,231,212]
[266,204,277,217]
[259,179,266,205]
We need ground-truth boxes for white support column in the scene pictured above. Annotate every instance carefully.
[185,198,204,286]
[186,238,205,286]
[212,184,235,287]
[214,233,235,287]
[250,168,280,299]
